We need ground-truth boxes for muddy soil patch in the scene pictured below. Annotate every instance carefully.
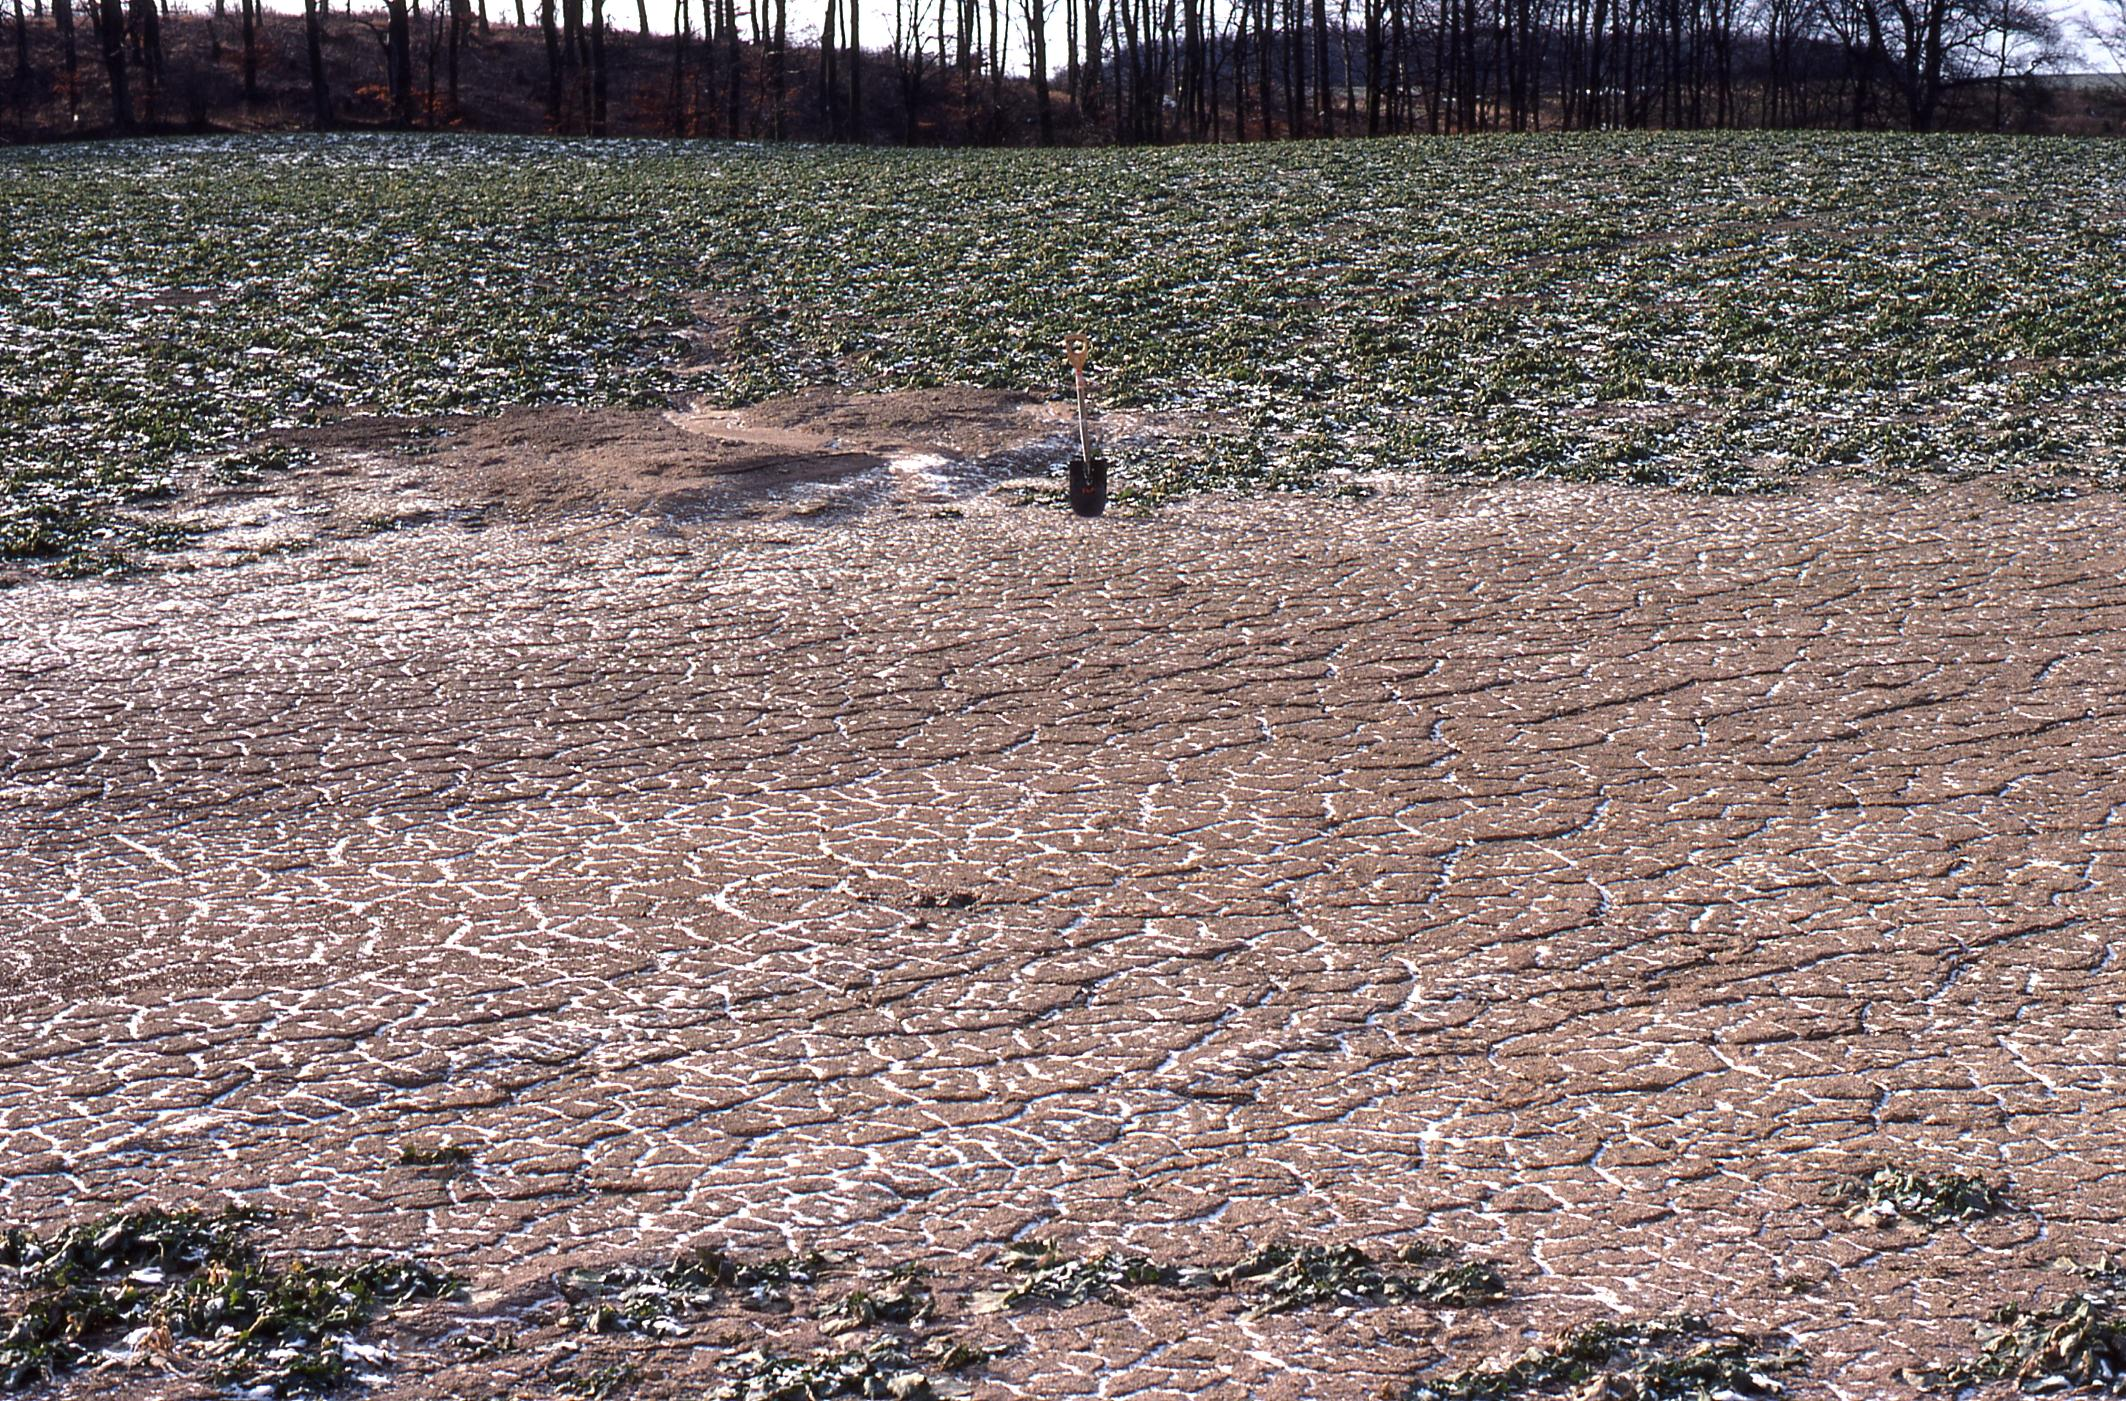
[154,387,1077,564]
[10,482,2126,1397]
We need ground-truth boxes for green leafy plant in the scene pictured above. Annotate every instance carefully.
[976,1240,1174,1311]
[822,1263,936,1336]
[713,1335,992,1400]
[554,1360,644,1398]
[1917,1260,2126,1396]
[562,1247,834,1335]
[1217,1240,1506,1318]
[1830,1163,2005,1227]
[1407,1314,1803,1400]
[0,1207,457,1395]
[395,1139,475,1169]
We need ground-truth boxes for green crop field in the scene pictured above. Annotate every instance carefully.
[4,132,2124,573]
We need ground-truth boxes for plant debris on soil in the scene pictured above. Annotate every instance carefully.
[562,1247,835,1335]
[1406,1314,1804,1400]
[1915,1259,2126,1396]
[552,1359,645,1398]
[394,1139,475,1169]
[712,1335,993,1401]
[1217,1241,1507,1318]
[1830,1163,2007,1227]
[977,1240,1175,1312]
[0,1207,457,1395]
[975,1237,1505,1318]
[821,1265,937,1337]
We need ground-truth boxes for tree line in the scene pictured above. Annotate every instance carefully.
[0,0,2088,141]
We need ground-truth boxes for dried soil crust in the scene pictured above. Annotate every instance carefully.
[174,386,1074,559]
[4,481,2126,1399]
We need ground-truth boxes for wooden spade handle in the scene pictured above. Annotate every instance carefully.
[1063,334,1094,467]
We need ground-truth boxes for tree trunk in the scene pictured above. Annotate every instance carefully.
[425,0,441,122]
[1232,0,1247,134]
[240,0,256,97]
[846,0,860,134]
[1252,0,1268,132]
[1310,0,1328,129]
[986,0,1001,137]
[1118,0,1140,138]
[590,0,607,132]
[131,0,161,78]
[1383,0,1397,129]
[1284,0,1300,133]
[1080,0,1098,117]
[98,0,130,127]
[560,0,584,127]
[1195,0,1206,136]
[56,0,78,112]
[1064,0,1078,113]
[769,0,783,135]
[1340,0,1356,127]
[820,0,837,133]
[128,0,160,121]
[723,0,740,134]
[1456,0,1473,127]
[1026,0,1051,140]
[1915,0,1945,129]
[1364,0,1382,129]
[447,0,466,116]
[386,0,413,121]
[540,0,560,121]
[304,0,332,124]
[672,0,690,130]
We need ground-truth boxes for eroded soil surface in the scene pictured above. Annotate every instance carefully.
[140,388,1081,570]
[3,473,2124,1399]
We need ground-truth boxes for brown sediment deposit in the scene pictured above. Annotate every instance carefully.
[3,468,2124,1398]
[164,388,1077,560]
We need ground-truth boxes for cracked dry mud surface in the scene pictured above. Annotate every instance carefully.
[4,478,2125,1399]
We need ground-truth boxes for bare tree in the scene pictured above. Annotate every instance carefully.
[846,0,860,131]
[97,0,129,126]
[590,0,608,132]
[540,0,560,121]
[672,0,692,129]
[384,0,415,122]
[240,0,256,97]
[55,0,78,116]
[2082,0,2126,66]
[305,0,333,124]
[777,0,789,135]
[1853,0,2060,126]
[1981,0,2061,125]
[128,0,161,121]
[893,0,935,136]
[447,0,468,114]
[1022,0,1054,139]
